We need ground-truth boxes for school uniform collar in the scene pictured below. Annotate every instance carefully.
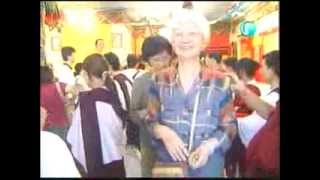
[63,63,72,70]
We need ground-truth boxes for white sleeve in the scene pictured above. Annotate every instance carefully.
[237,113,266,147]
[41,131,81,178]
[96,102,125,163]
[263,91,279,107]
[237,92,279,147]
[55,66,75,85]
[66,106,87,173]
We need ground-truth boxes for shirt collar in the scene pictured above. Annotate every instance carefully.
[63,63,72,70]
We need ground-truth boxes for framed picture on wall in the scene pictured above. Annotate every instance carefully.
[112,33,122,48]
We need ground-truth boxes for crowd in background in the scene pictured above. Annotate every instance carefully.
[40,8,279,178]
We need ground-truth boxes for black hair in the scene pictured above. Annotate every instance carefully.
[141,35,173,62]
[104,52,121,71]
[264,50,280,78]
[83,53,116,93]
[41,66,54,84]
[237,58,261,79]
[95,39,104,46]
[199,51,207,60]
[209,53,222,64]
[61,47,75,61]
[127,54,139,68]
[83,53,127,126]
[223,57,238,72]
[74,63,83,76]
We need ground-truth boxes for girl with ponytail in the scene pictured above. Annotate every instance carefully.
[66,53,126,178]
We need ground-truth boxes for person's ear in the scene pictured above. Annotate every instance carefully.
[134,63,140,69]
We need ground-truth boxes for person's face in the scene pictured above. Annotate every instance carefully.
[262,60,273,83]
[96,40,105,51]
[40,106,47,130]
[205,57,219,70]
[171,22,205,60]
[148,51,171,72]
[68,52,75,64]
[221,63,231,73]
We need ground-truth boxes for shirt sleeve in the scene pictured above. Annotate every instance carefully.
[237,112,267,147]
[236,91,279,147]
[130,78,144,111]
[212,87,233,152]
[144,81,162,135]
[264,91,279,107]
[41,132,81,178]
[129,78,147,126]
[54,136,81,177]
[56,65,75,86]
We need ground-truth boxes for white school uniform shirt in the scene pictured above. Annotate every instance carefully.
[66,101,125,173]
[41,131,81,178]
[237,87,279,148]
[53,63,75,86]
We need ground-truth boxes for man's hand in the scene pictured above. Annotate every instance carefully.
[154,124,189,162]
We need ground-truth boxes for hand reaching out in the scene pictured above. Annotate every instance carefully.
[154,125,189,162]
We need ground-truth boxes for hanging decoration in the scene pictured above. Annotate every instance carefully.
[41,1,64,31]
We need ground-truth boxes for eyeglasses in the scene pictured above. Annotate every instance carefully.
[149,54,172,62]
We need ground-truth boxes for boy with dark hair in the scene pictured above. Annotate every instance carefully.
[222,57,238,74]
[104,52,121,71]
[55,46,76,86]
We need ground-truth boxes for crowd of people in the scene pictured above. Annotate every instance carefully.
[40,8,280,178]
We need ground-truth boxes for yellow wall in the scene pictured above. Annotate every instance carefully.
[61,22,112,67]
[262,31,279,54]
[136,36,145,55]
